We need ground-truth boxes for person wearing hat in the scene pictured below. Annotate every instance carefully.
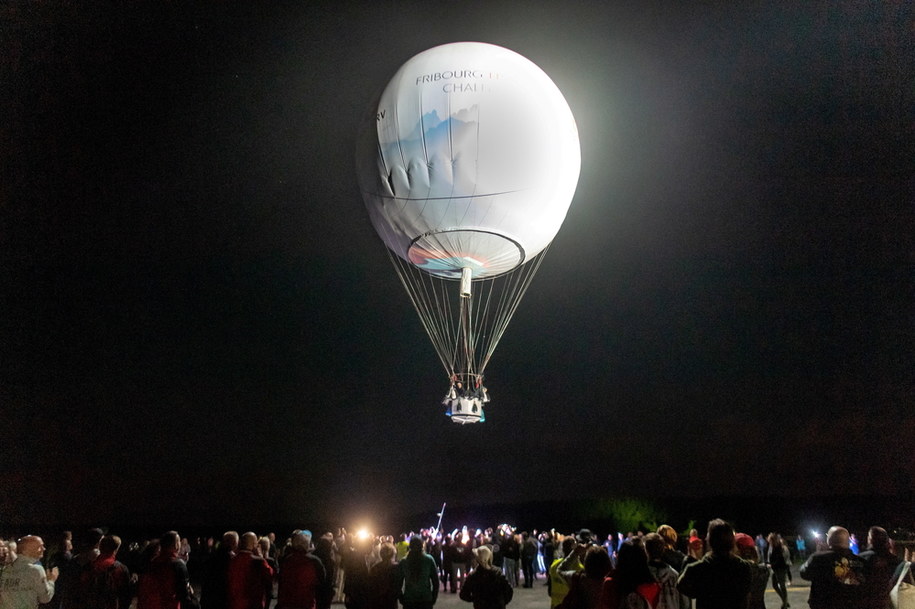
[734,533,769,609]
[458,546,513,609]
[556,534,589,583]
[684,536,704,567]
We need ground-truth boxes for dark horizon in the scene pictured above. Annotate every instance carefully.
[4,494,913,545]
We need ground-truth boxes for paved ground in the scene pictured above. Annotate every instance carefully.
[430,573,811,609]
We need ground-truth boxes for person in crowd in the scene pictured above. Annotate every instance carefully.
[367,542,399,609]
[859,525,902,609]
[538,533,552,577]
[644,533,685,609]
[499,529,519,589]
[654,526,685,575]
[267,534,278,561]
[601,538,660,609]
[557,536,589,583]
[548,538,576,609]
[137,531,195,609]
[334,530,348,605]
[601,536,615,558]
[200,531,238,609]
[341,535,371,609]
[753,536,767,569]
[734,534,768,609]
[794,535,806,561]
[560,545,611,609]
[765,533,791,609]
[258,536,279,605]
[676,519,752,609]
[459,546,512,609]
[134,540,161,577]
[39,533,72,609]
[540,533,554,580]
[520,532,538,589]
[227,532,273,609]
[258,536,278,576]
[428,535,443,591]
[799,525,866,609]
[60,528,104,609]
[77,535,132,609]
[440,535,455,593]
[441,535,457,592]
[450,535,470,594]
[0,536,59,609]
[489,534,503,572]
[0,539,11,568]
[277,531,328,609]
[178,540,191,564]
[684,536,704,568]
[313,535,337,609]
[395,535,410,562]
[398,536,439,609]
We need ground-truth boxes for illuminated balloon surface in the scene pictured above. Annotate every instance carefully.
[357,42,580,279]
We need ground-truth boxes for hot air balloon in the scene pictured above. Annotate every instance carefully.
[356,42,580,423]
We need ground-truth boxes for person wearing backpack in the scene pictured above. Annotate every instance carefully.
[81,535,132,609]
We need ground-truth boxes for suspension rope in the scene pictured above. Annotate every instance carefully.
[380,237,553,384]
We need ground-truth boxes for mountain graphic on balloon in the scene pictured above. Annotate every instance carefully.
[382,109,477,176]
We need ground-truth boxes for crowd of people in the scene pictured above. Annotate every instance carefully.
[1,520,913,609]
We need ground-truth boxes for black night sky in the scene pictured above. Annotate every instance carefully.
[2,2,913,533]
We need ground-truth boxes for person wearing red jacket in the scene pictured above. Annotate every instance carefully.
[137,532,195,609]
[228,533,274,609]
[277,531,328,609]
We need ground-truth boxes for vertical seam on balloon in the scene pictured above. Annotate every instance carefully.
[475,102,495,235]
[415,85,431,225]
[393,77,409,217]
[445,85,456,231]
[456,102,480,230]
[419,87,437,225]
[419,90,429,172]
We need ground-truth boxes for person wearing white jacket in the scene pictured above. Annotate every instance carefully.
[0,536,59,609]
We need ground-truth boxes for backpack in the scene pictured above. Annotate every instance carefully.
[81,563,122,609]
[621,592,650,609]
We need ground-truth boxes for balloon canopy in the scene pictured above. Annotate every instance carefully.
[357,42,580,280]
[356,42,580,422]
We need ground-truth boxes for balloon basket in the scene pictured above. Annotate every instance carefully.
[445,396,485,424]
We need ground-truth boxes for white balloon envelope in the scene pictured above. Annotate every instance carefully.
[356,42,581,422]
[357,41,580,279]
